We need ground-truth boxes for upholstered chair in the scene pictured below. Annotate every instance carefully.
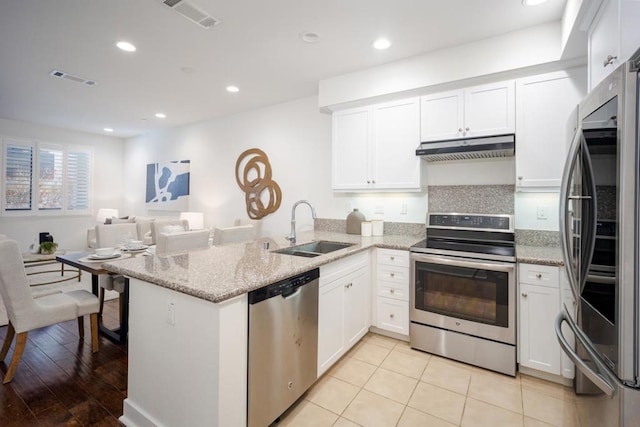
[0,239,99,383]
[150,219,189,245]
[212,225,255,246]
[94,223,138,317]
[155,230,211,256]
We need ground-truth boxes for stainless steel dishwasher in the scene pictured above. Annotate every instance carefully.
[247,268,319,427]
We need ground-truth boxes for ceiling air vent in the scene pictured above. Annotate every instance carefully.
[49,70,97,86]
[159,0,222,29]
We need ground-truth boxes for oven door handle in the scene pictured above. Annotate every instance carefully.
[411,253,515,273]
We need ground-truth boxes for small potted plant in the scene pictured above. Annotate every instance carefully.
[39,241,58,255]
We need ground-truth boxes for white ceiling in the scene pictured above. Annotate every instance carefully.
[0,0,567,138]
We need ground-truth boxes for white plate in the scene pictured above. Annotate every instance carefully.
[122,245,148,252]
[88,253,122,260]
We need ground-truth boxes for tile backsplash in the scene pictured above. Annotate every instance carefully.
[428,185,515,214]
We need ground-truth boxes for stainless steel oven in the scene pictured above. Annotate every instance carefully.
[410,213,517,376]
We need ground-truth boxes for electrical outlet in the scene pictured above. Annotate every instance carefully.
[401,204,408,215]
[537,206,548,220]
[375,205,384,214]
[167,302,175,325]
[346,202,353,213]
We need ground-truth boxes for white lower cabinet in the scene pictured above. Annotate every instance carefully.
[318,251,371,377]
[518,263,574,379]
[374,248,410,337]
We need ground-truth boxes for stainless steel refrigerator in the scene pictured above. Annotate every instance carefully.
[557,49,640,426]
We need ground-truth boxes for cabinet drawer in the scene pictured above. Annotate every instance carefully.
[377,249,409,268]
[377,281,409,301]
[376,298,408,335]
[376,265,408,285]
[519,263,560,288]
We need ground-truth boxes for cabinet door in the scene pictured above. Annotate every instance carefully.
[332,107,371,190]
[519,283,561,375]
[420,90,464,141]
[318,279,346,376]
[588,0,619,90]
[344,267,370,348]
[464,81,515,138]
[515,69,587,190]
[372,98,421,190]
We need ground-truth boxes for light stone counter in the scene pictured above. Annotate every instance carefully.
[103,231,423,303]
[516,245,564,266]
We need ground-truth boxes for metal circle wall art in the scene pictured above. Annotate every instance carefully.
[235,148,282,219]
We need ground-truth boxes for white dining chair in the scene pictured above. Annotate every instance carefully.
[212,225,255,246]
[150,219,189,245]
[155,230,210,256]
[0,239,99,383]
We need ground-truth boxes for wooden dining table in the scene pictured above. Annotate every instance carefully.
[55,251,132,344]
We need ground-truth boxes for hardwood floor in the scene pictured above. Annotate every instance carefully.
[0,300,127,426]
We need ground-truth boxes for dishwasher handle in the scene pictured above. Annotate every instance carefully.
[249,268,320,304]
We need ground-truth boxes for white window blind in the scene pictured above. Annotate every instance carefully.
[1,138,93,215]
[4,142,34,211]
[66,148,91,211]
[38,146,64,210]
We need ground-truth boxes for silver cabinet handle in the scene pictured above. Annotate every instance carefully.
[465,127,470,131]
[603,55,617,67]
[367,180,371,184]
[389,289,395,294]
[390,314,395,319]
[458,128,463,132]
[518,176,523,180]
[390,256,395,261]
[536,273,542,279]
[522,292,528,297]
[372,180,375,184]
[390,273,395,278]
[344,282,352,288]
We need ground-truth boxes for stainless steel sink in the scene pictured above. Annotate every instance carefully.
[274,240,355,257]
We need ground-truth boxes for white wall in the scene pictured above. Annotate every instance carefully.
[0,118,125,250]
[122,96,428,238]
[515,192,560,231]
[319,22,564,109]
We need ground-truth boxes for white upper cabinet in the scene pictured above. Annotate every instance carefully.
[371,98,422,190]
[515,68,587,190]
[420,81,515,142]
[588,0,640,90]
[332,107,371,191]
[332,97,421,192]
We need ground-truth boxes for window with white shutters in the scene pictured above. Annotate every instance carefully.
[66,147,91,212]
[1,138,93,215]
[3,140,34,211]
[38,145,64,211]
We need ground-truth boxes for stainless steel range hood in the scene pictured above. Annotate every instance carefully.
[416,134,515,162]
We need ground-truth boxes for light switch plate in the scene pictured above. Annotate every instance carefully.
[167,302,176,325]
[537,206,548,220]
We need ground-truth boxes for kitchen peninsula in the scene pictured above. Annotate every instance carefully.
[103,231,422,427]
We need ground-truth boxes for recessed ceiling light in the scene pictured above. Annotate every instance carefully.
[116,41,136,52]
[104,128,114,133]
[373,38,391,50]
[300,32,320,44]
[226,86,239,93]
[521,0,547,5]
[155,113,166,119]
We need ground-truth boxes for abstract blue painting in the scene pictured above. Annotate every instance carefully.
[145,160,190,211]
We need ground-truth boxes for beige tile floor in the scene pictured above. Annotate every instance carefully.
[275,333,580,427]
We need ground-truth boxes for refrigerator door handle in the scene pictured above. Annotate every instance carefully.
[555,306,619,397]
[580,138,598,295]
[560,128,583,303]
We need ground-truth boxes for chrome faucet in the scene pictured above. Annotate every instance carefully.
[286,200,317,245]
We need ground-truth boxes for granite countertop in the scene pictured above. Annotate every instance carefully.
[516,245,564,266]
[103,231,423,304]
